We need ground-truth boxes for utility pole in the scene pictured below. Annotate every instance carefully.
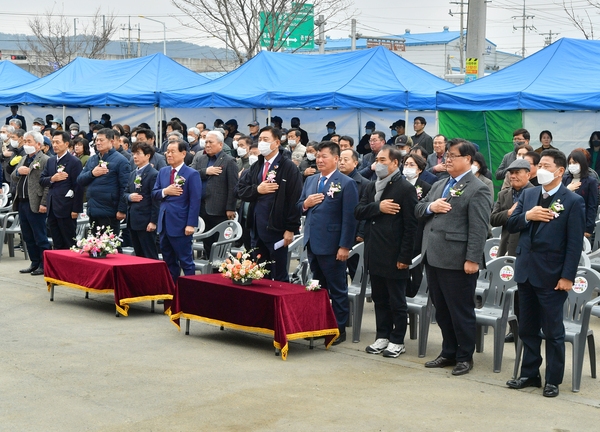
[74,18,78,58]
[128,16,132,58]
[465,0,486,78]
[137,25,141,57]
[513,0,535,58]
[350,19,357,51]
[540,30,558,46]
[449,1,467,73]
[315,15,326,54]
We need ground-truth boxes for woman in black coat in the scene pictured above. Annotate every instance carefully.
[562,149,598,239]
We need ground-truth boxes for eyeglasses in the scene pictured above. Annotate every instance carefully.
[445,152,466,161]
[369,139,381,143]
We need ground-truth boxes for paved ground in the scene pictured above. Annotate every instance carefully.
[1,250,599,431]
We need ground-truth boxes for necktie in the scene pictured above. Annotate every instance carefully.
[170,168,176,184]
[442,178,457,198]
[262,161,270,182]
[317,176,327,193]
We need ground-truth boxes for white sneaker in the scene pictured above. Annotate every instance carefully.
[382,343,406,358]
[365,338,389,354]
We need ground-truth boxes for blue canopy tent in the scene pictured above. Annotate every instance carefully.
[160,46,454,110]
[0,61,37,93]
[0,53,210,107]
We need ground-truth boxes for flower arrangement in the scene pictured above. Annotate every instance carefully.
[327,182,342,198]
[305,279,321,291]
[549,200,564,218]
[31,161,40,170]
[449,184,465,197]
[57,164,65,173]
[134,174,142,189]
[218,249,270,284]
[265,169,277,183]
[98,160,109,169]
[415,185,423,200]
[71,226,122,258]
[174,175,186,188]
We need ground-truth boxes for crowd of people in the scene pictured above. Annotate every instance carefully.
[3,107,597,398]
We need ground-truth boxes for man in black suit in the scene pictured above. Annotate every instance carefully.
[39,131,84,250]
[191,130,238,257]
[235,126,303,281]
[355,146,418,358]
[506,149,585,398]
[5,105,26,132]
[123,142,160,259]
[290,117,309,145]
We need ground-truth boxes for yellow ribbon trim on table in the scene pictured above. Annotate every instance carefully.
[45,278,113,294]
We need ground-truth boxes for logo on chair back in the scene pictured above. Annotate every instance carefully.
[572,277,588,294]
[500,266,514,282]
[224,227,234,240]
[489,246,499,260]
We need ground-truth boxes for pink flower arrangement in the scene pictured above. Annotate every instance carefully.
[218,249,271,283]
[71,226,122,257]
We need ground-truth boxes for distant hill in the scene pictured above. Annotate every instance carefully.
[0,32,228,59]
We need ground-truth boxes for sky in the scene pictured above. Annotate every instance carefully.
[1,0,596,56]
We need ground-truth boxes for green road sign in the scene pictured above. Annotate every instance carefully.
[260,3,314,50]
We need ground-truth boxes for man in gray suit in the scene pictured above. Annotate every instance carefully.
[191,130,238,256]
[12,131,50,276]
[425,134,449,181]
[415,138,492,376]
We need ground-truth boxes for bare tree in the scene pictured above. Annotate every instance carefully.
[172,0,354,65]
[562,0,596,39]
[20,7,117,74]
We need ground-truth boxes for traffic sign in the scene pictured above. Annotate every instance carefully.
[260,3,314,50]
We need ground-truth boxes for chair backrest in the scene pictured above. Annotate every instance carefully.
[206,220,243,265]
[579,251,591,268]
[491,226,502,239]
[484,237,501,263]
[192,217,206,240]
[593,220,600,252]
[347,242,365,288]
[483,256,518,309]
[0,183,10,208]
[583,237,592,254]
[564,267,600,325]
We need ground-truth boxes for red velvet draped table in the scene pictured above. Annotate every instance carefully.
[43,250,175,316]
[169,274,340,360]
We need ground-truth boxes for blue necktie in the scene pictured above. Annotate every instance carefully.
[442,178,457,198]
[317,176,327,193]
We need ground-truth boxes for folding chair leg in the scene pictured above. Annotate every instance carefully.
[352,296,365,343]
[572,338,585,392]
[417,305,432,358]
[475,325,484,353]
[408,313,417,340]
[588,334,596,379]
[493,322,507,373]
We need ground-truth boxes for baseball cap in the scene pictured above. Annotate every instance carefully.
[394,135,411,146]
[225,119,238,126]
[248,120,259,127]
[33,117,45,125]
[366,121,376,128]
[326,121,336,128]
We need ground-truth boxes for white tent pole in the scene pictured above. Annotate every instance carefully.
[267,108,272,126]
[62,106,66,125]
[404,110,409,135]
[154,106,158,141]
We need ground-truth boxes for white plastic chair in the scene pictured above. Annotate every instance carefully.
[193,220,243,274]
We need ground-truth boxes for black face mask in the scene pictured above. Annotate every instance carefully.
[592,140,600,147]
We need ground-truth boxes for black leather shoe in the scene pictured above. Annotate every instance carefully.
[543,383,559,398]
[424,355,457,368]
[332,332,346,346]
[452,360,474,376]
[504,332,515,343]
[506,375,542,389]
[19,265,38,274]
[31,267,45,276]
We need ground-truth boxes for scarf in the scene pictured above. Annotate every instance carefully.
[375,168,399,201]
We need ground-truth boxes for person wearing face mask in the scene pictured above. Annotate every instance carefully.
[286,129,306,162]
[5,129,27,183]
[321,121,336,142]
[299,141,319,180]
[471,152,495,198]
[51,118,64,131]
[69,123,80,139]
[11,131,50,276]
[5,105,27,131]
[506,149,585,398]
[496,128,531,181]
[387,120,406,145]
[358,130,386,180]
[235,136,253,172]
[355,145,418,357]
[358,121,376,156]
[32,117,45,133]
[561,149,598,239]
[187,127,201,155]
[235,126,302,282]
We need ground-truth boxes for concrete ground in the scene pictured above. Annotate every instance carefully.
[1,250,599,431]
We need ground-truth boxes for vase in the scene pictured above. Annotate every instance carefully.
[88,252,108,259]
[232,278,253,286]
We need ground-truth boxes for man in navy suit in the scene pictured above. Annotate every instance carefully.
[506,149,585,398]
[5,105,26,131]
[152,140,201,283]
[39,131,84,250]
[235,126,302,282]
[123,142,159,259]
[298,141,359,344]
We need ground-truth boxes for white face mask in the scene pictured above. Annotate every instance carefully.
[399,149,408,157]
[93,132,98,139]
[536,168,559,186]
[187,135,195,143]
[10,139,19,148]
[199,139,206,148]
[568,163,581,175]
[236,147,247,157]
[32,125,42,132]
[258,141,273,157]
[130,136,137,144]
[52,123,59,129]
[232,140,238,150]
[23,145,36,155]
[403,167,418,179]
[288,139,296,146]
[248,155,259,166]
[306,153,316,161]
[471,164,479,174]
[0,133,7,141]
